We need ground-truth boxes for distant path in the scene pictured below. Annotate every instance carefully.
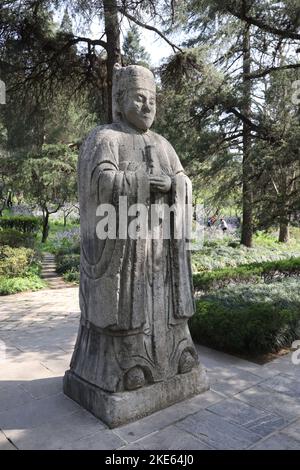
[41,253,76,290]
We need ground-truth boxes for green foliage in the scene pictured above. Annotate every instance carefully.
[192,232,300,272]
[63,269,80,283]
[190,278,300,355]
[193,257,300,291]
[21,144,78,207]
[0,245,34,277]
[0,273,46,295]
[122,25,150,66]
[0,215,41,233]
[0,229,36,248]
[56,253,80,275]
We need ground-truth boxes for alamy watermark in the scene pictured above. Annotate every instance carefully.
[95,197,204,250]
[0,80,6,105]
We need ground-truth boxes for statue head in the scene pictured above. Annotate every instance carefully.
[112,64,156,131]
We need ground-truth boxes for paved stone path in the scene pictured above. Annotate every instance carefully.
[41,253,74,290]
[0,287,300,450]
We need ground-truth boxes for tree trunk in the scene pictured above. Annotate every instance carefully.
[42,209,50,243]
[64,213,67,226]
[103,0,121,123]
[241,21,253,248]
[279,221,289,243]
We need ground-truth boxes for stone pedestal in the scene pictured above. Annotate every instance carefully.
[64,366,209,428]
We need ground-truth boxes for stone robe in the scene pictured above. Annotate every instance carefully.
[70,121,198,392]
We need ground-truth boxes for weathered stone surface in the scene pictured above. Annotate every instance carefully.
[64,366,208,428]
[207,398,286,437]
[177,409,261,449]
[113,389,222,443]
[0,392,80,430]
[120,424,213,450]
[250,433,300,450]
[64,64,208,426]
[236,385,300,421]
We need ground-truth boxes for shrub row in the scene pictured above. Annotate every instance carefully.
[190,295,300,355]
[193,257,300,291]
[0,229,37,248]
[0,216,42,233]
[0,246,35,277]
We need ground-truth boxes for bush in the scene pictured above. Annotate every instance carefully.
[0,274,46,295]
[0,216,42,233]
[0,229,36,248]
[56,243,80,257]
[63,269,80,283]
[0,246,34,277]
[190,278,300,355]
[193,257,300,291]
[56,253,80,274]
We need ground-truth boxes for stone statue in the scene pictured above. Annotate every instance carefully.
[64,64,209,427]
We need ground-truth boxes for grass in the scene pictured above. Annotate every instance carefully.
[193,257,300,291]
[192,230,300,272]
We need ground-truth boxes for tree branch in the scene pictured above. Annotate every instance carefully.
[70,36,107,49]
[247,62,300,80]
[118,7,182,53]
[226,7,300,41]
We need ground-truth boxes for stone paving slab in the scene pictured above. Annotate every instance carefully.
[114,390,224,444]
[176,409,261,449]
[4,409,108,450]
[119,425,214,450]
[236,385,300,421]
[207,397,286,437]
[0,287,300,450]
[0,392,80,431]
[59,429,125,450]
[250,433,300,450]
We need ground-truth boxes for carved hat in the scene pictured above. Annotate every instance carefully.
[112,64,156,122]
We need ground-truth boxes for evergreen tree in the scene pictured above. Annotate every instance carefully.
[60,7,73,34]
[123,25,150,66]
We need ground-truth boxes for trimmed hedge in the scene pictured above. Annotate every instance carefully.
[193,257,300,291]
[0,246,34,277]
[0,229,36,248]
[190,280,300,355]
[0,216,42,233]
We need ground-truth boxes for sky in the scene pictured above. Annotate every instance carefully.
[54,9,179,67]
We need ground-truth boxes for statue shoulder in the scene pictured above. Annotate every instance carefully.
[80,124,122,160]
[149,130,184,174]
[149,130,177,154]
[84,123,121,147]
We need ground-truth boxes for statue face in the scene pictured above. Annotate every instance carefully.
[122,88,156,131]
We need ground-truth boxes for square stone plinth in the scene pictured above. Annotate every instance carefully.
[63,367,209,428]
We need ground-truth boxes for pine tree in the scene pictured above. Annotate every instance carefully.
[60,7,73,34]
[123,25,150,66]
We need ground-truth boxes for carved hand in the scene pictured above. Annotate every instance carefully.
[149,175,172,193]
